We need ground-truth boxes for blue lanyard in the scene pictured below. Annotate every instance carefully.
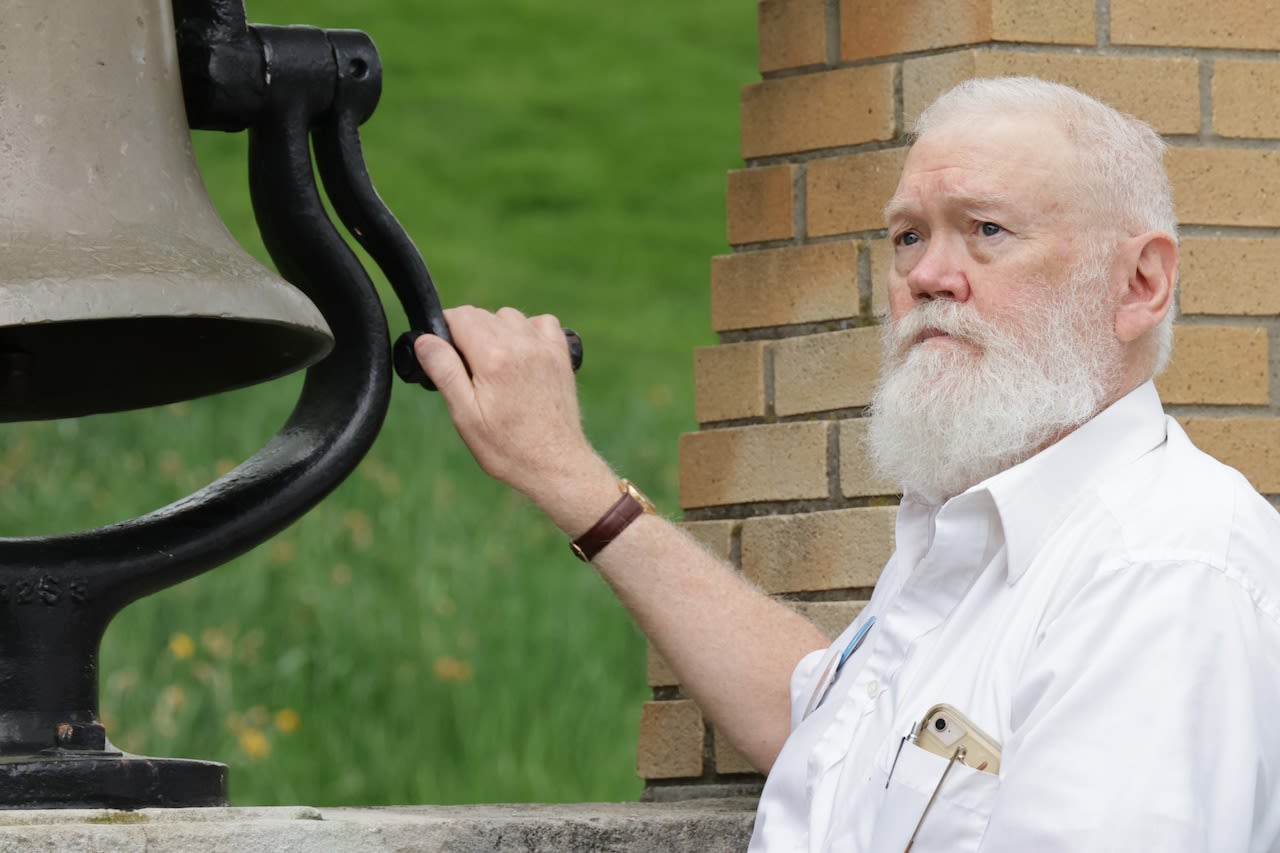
[838,615,876,674]
[803,615,877,720]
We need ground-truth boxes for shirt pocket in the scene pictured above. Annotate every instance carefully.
[865,740,1000,852]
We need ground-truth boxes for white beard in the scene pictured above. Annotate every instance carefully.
[866,265,1123,505]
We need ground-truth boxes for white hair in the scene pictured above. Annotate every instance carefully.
[914,77,1177,376]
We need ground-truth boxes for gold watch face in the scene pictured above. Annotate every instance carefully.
[620,479,657,514]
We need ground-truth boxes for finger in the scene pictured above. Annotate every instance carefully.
[495,306,529,325]
[414,333,476,411]
[529,313,564,340]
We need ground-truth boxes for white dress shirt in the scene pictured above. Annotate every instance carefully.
[749,382,1280,852]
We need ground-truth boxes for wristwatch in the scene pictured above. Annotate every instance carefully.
[569,478,657,562]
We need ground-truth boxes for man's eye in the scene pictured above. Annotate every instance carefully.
[978,222,1003,237]
[895,231,920,247]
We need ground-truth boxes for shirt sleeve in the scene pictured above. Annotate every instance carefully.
[977,560,1280,853]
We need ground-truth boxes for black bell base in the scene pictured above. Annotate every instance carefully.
[0,752,227,809]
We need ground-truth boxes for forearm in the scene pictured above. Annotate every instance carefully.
[525,454,827,770]
[590,511,828,771]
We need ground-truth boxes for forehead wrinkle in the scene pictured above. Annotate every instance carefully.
[884,188,1017,226]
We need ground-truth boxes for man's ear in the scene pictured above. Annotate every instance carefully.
[1114,231,1178,344]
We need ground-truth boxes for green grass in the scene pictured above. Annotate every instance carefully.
[0,0,756,805]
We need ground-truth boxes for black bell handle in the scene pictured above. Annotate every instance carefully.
[312,31,583,390]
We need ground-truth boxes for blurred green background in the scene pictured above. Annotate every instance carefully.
[0,1,755,804]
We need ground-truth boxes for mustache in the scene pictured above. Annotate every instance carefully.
[884,301,1000,359]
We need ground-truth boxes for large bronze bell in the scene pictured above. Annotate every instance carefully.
[0,0,332,422]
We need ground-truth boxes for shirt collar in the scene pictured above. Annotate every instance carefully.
[968,381,1169,585]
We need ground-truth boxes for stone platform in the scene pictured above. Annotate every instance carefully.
[0,799,758,851]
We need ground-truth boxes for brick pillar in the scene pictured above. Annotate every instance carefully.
[639,0,1280,797]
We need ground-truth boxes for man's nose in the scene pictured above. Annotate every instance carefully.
[906,237,971,303]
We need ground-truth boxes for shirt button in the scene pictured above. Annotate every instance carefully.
[866,679,880,699]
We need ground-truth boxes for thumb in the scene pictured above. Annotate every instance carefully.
[414,334,476,411]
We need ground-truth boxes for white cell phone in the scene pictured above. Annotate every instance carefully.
[915,703,1002,775]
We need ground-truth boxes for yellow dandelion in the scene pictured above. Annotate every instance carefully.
[214,457,237,478]
[161,684,187,711]
[237,728,271,760]
[158,450,183,479]
[331,563,352,586]
[433,656,473,683]
[237,629,265,665]
[192,661,216,684]
[274,708,301,734]
[201,627,232,659]
[108,669,139,692]
[168,632,196,661]
[343,509,373,550]
[269,539,296,564]
[119,730,146,755]
[377,470,401,497]
[359,457,402,497]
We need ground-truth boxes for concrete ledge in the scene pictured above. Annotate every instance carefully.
[0,799,758,852]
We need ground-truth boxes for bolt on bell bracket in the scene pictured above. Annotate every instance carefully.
[0,0,580,809]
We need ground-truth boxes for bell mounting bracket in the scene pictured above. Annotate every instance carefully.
[0,0,578,809]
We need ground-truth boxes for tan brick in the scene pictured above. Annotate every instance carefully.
[713,728,759,775]
[807,148,909,238]
[774,327,882,416]
[903,50,1200,134]
[695,341,767,424]
[990,0,1095,44]
[840,0,1092,60]
[637,700,704,779]
[1167,148,1280,227]
[710,242,860,331]
[839,417,900,497]
[679,422,830,508]
[678,519,737,561]
[741,506,896,593]
[902,51,981,131]
[759,0,828,73]
[1180,417,1280,495]
[840,0,992,61]
[1156,325,1269,406]
[869,238,892,317]
[647,642,678,687]
[1112,0,1280,50]
[1180,237,1280,316]
[741,65,896,159]
[1213,60,1280,139]
[727,165,796,246]
[793,600,868,640]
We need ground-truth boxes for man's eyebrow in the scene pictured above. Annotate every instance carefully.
[882,191,1016,225]
[882,197,914,224]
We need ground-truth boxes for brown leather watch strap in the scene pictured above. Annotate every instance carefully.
[570,480,653,562]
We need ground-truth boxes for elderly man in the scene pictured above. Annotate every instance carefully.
[412,77,1280,851]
